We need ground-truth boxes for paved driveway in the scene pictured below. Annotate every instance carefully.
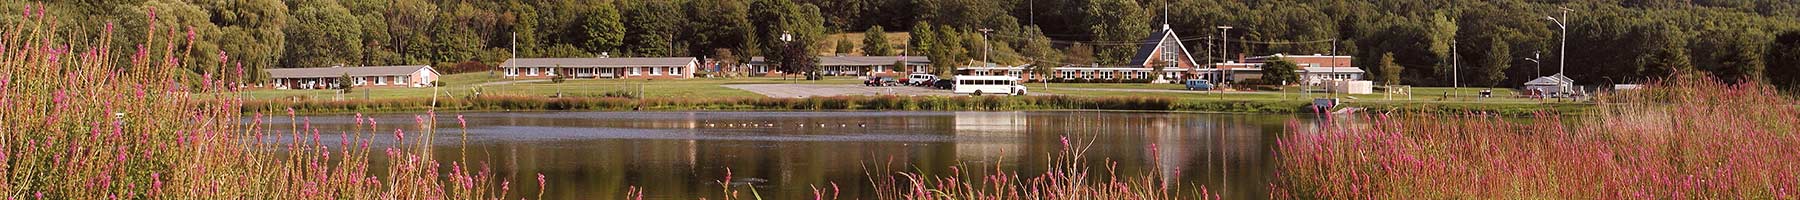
[725,84,953,98]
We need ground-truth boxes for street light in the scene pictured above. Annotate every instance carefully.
[1546,7,1571,76]
[1523,51,1542,78]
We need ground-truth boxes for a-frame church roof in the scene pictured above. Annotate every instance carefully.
[1126,25,1203,68]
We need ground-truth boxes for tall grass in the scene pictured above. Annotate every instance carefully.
[856,136,1224,199]
[1274,73,1800,199]
[0,6,531,199]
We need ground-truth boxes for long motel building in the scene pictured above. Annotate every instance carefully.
[956,24,1364,85]
[267,65,440,90]
[746,56,932,76]
[500,57,700,79]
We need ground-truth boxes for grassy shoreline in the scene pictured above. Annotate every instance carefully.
[240,94,1593,116]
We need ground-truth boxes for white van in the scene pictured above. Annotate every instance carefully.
[953,76,1028,96]
[907,74,938,85]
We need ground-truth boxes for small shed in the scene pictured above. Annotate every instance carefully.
[1523,73,1576,97]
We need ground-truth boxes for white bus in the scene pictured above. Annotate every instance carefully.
[953,76,1028,96]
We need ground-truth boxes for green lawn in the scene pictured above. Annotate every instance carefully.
[1040,84,1558,105]
[240,72,1571,111]
[1042,83,1187,90]
[237,73,862,100]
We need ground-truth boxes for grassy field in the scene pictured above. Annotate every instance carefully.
[238,73,862,100]
[823,32,911,56]
[239,72,1588,115]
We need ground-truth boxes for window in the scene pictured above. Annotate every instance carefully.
[506,68,517,76]
[376,76,386,85]
[356,77,366,86]
[630,67,641,75]
[544,68,555,76]
[651,67,662,75]
[528,67,538,76]
[394,76,405,85]
[671,66,683,75]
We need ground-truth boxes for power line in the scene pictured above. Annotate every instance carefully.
[987,33,1335,47]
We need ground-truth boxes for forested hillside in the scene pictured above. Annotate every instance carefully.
[4,0,1799,88]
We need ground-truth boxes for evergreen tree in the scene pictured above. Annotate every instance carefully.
[1379,52,1402,86]
[1262,57,1300,85]
[1768,31,1800,90]
[836,36,855,55]
[623,1,685,57]
[1020,25,1062,81]
[862,25,893,56]
[908,21,935,56]
[1082,0,1149,66]
[282,0,362,68]
[1064,42,1095,67]
[1479,37,1511,87]
[929,25,966,77]
[582,2,625,55]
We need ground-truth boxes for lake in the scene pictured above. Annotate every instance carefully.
[276,111,1313,199]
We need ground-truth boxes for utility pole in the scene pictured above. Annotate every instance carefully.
[1452,38,1459,98]
[979,28,993,69]
[1217,26,1232,84]
[1548,7,1572,76]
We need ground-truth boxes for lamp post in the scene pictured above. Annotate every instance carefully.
[1547,8,1571,76]
[1523,51,1541,78]
[780,32,794,80]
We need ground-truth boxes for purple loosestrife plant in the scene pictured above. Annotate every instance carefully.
[0,4,538,199]
[1273,72,1800,199]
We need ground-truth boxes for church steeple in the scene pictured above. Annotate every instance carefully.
[1161,0,1170,31]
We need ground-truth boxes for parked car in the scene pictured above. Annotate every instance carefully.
[907,74,938,86]
[932,79,954,89]
[865,76,900,87]
[1184,79,1214,91]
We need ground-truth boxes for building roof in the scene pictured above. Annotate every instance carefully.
[749,56,931,66]
[268,65,434,78]
[1524,73,1575,86]
[1303,67,1365,74]
[500,57,698,68]
[1127,27,1201,68]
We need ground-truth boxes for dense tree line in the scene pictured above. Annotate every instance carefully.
[5,0,1800,89]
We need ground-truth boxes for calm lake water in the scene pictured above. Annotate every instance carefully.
[276,111,1315,199]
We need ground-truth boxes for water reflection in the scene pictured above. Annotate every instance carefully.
[267,111,1302,199]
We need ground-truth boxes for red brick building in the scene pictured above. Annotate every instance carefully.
[501,57,698,79]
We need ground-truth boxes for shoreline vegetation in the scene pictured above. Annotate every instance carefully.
[1273,73,1800,199]
[241,94,1594,116]
[1,6,1207,199]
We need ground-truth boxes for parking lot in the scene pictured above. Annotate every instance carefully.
[724,84,954,98]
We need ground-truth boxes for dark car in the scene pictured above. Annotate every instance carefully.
[932,79,954,89]
[865,76,900,87]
